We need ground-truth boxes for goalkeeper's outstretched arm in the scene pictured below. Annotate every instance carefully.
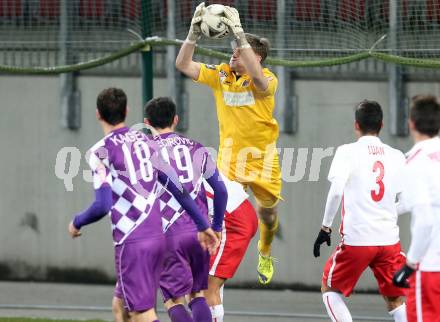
[238,48,268,91]
[176,2,203,80]
[176,41,201,81]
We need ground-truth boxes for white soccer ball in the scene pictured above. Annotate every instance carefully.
[200,4,229,40]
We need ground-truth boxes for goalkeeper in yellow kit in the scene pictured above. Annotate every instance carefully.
[176,3,282,286]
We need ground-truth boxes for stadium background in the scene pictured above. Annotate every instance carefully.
[1,0,440,291]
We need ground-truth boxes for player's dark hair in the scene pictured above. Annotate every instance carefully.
[145,97,177,129]
[410,95,440,137]
[96,88,127,125]
[245,33,270,62]
[355,100,383,135]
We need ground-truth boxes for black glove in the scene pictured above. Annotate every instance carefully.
[393,264,415,288]
[313,228,331,258]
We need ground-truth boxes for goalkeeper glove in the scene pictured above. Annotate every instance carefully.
[186,2,205,43]
[221,6,250,49]
[313,227,331,258]
[393,264,415,288]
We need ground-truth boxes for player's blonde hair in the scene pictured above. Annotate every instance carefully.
[245,33,270,62]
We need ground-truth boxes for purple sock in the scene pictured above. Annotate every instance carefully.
[168,304,194,322]
[189,297,212,322]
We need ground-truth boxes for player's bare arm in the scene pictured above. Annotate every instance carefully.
[175,3,203,80]
[176,41,201,81]
[221,6,268,92]
[237,48,268,91]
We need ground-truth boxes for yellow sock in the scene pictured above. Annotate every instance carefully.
[258,217,279,256]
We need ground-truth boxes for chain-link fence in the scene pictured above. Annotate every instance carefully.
[2,0,440,75]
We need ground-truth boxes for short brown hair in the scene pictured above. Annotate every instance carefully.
[145,97,176,129]
[245,33,270,62]
[355,100,383,135]
[96,87,127,125]
[410,95,440,137]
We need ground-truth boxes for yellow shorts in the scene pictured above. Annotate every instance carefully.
[220,153,282,209]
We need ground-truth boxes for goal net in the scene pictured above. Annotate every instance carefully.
[1,0,440,74]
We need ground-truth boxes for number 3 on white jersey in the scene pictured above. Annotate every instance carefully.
[371,160,385,202]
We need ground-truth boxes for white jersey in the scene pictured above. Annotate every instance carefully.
[329,136,406,246]
[205,174,248,216]
[400,137,440,271]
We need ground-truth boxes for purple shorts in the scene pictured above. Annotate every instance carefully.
[159,232,210,302]
[114,236,165,312]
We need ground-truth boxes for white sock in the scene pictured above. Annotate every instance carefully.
[210,304,224,322]
[389,304,407,322]
[322,292,353,322]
